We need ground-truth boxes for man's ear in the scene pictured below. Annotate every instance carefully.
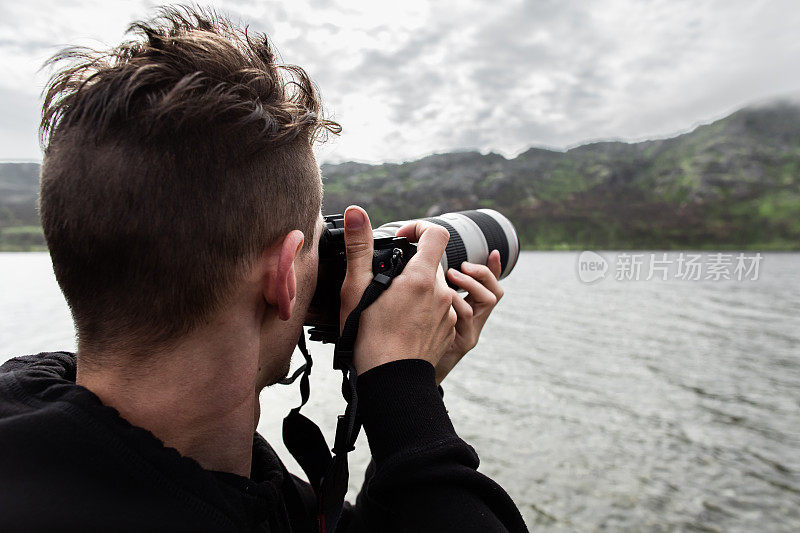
[263,230,305,321]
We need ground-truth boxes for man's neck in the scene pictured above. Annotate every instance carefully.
[76,322,262,478]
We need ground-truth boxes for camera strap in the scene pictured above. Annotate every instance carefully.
[282,249,405,533]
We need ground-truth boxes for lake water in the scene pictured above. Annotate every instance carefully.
[1,251,798,531]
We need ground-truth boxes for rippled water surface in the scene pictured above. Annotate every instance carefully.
[2,252,799,531]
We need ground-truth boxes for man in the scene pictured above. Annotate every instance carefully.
[0,6,527,532]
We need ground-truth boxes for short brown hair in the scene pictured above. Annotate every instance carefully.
[39,5,340,352]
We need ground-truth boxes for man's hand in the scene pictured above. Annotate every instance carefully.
[340,205,457,375]
[435,251,504,384]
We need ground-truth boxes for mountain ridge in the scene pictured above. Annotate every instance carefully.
[2,101,799,250]
[319,101,800,249]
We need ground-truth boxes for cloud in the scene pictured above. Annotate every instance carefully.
[1,0,800,163]
[0,86,43,161]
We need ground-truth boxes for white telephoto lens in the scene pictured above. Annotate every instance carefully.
[374,209,519,279]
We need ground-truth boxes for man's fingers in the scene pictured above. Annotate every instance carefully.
[394,220,426,243]
[447,267,497,306]
[451,291,474,332]
[343,205,374,284]
[459,261,504,301]
[397,221,449,272]
[487,249,502,280]
[341,205,374,328]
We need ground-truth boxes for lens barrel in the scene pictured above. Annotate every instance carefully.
[372,209,519,279]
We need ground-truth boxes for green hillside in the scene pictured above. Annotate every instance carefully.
[321,101,800,250]
[2,101,800,251]
[0,162,42,251]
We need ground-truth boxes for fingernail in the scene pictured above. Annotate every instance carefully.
[345,208,364,229]
[449,268,461,277]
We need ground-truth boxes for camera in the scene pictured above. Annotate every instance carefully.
[305,209,520,343]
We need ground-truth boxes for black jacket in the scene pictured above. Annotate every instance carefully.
[0,352,527,532]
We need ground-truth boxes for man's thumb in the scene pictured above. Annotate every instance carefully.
[344,206,374,279]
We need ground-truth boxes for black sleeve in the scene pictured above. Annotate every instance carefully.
[336,359,527,533]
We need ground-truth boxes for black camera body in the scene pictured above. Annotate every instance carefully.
[306,214,417,343]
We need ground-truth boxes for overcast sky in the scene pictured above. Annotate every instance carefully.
[1,0,799,164]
